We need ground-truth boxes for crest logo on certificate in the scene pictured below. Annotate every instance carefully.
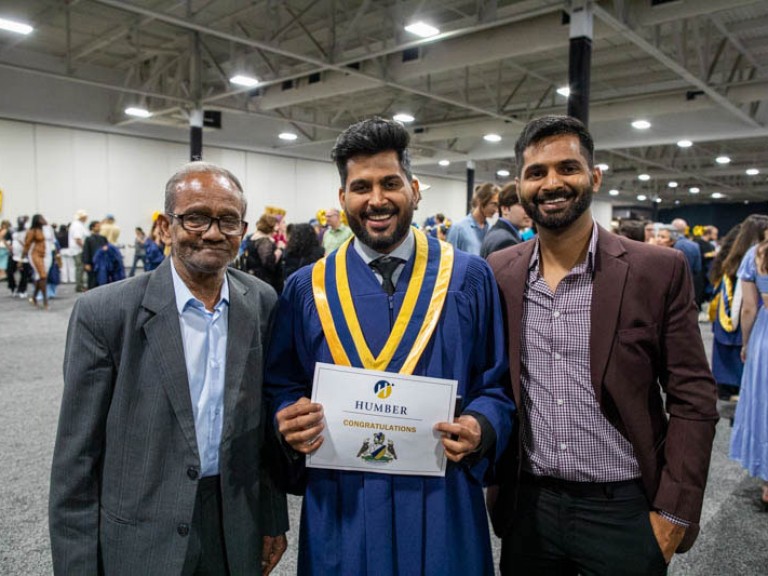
[307,363,458,477]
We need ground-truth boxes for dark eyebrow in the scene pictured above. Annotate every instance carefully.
[523,163,546,175]
[348,178,371,188]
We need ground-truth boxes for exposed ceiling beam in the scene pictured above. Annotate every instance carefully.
[88,0,566,125]
[0,60,190,103]
[592,3,763,129]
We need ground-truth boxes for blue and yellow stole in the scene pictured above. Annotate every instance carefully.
[312,229,454,375]
[717,275,737,333]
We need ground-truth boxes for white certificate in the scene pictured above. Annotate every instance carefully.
[307,363,458,477]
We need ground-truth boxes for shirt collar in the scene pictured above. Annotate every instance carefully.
[529,220,599,274]
[352,227,415,265]
[170,257,230,314]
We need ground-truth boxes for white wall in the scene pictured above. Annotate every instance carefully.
[0,118,469,235]
[592,199,613,230]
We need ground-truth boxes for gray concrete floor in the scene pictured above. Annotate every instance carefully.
[1,283,766,575]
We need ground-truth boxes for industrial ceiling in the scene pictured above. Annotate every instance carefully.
[1,0,767,207]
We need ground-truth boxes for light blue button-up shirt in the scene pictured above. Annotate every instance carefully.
[171,259,229,477]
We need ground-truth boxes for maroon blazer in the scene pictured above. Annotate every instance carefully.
[487,226,718,550]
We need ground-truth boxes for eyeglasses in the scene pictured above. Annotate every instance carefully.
[167,213,247,236]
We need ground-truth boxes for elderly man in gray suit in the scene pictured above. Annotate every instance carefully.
[49,162,288,576]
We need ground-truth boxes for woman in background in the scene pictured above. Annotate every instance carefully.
[244,214,285,293]
[283,222,324,280]
[711,215,768,399]
[730,228,768,509]
[0,220,10,283]
[22,214,51,309]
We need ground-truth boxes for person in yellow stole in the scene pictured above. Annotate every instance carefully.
[264,117,515,575]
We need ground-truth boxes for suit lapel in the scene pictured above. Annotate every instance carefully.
[139,258,199,457]
[222,271,254,442]
[494,241,535,408]
[590,228,628,400]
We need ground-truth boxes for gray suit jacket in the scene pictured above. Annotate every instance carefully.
[49,258,288,576]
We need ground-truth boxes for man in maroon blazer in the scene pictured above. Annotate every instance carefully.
[487,115,718,576]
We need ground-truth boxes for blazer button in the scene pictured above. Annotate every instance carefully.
[187,467,199,480]
[177,523,190,537]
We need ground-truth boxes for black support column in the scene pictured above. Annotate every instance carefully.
[567,1,593,127]
[466,160,476,213]
[189,31,203,161]
[190,109,203,161]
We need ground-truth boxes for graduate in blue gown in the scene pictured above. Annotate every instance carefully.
[264,118,515,576]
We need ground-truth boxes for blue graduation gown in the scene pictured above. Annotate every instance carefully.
[265,239,515,575]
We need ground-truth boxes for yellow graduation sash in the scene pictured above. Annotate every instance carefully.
[312,229,454,375]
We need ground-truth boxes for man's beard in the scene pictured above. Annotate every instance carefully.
[347,205,413,252]
[521,184,593,231]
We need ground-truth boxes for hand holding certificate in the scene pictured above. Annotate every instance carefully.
[276,363,466,476]
[275,397,325,455]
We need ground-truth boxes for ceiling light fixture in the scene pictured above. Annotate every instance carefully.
[393,113,415,123]
[689,187,700,194]
[715,155,731,165]
[496,169,511,177]
[278,132,298,141]
[637,194,647,201]
[404,21,440,38]
[677,140,693,148]
[674,200,681,205]
[483,133,502,143]
[638,173,650,181]
[746,168,760,176]
[556,86,570,97]
[229,74,259,87]
[711,192,725,199]
[654,197,663,203]
[631,120,651,130]
[0,17,33,35]
[438,159,450,167]
[596,163,609,171]
[125,107,151,118]
[667,181,678,188]
[609,189,620,196]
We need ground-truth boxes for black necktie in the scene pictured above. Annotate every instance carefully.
[369,256,403,296]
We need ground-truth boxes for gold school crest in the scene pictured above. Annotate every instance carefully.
[357,432,397,463]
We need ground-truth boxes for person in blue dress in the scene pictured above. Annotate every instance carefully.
[265,117,515,575]
[709,215,768,399]
[730,234,768,509]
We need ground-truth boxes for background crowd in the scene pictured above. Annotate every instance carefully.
[2,183,766,509]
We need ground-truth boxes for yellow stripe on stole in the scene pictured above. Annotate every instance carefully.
[399,239,453,375]
[312,253,352,366]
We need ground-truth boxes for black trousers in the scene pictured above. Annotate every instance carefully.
[500,474,667,576]
[181,475,231,576]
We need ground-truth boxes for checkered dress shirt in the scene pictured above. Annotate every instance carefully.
[520,223,642,482]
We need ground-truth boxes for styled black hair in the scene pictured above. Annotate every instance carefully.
[514,115,595,177]
[331,117,413,187]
